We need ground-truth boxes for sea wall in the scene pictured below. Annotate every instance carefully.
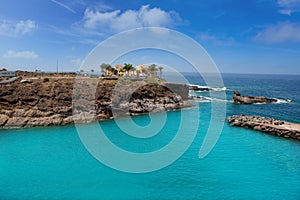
[0,77,190,129]
[227,115,300,140]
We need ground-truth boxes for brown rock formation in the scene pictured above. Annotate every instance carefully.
[0,76,190,129]
[233,91,277,104]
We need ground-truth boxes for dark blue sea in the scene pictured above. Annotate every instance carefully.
[0,73,299,199]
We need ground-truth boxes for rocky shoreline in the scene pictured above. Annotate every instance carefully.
[227,115,300,141]
[0,76,190,129]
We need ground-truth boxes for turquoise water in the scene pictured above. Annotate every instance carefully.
[0,74,300,199]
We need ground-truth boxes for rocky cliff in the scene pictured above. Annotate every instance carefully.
[0,77,190,129]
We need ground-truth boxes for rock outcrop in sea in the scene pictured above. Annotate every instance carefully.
[233,91,277,104]
[0,76,190,129]
[227,115,300,140]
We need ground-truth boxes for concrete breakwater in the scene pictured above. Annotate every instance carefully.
[0,77,190,129]
[227,115,300,140]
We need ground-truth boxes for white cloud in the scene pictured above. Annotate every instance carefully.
[82,5,183,33]
[0,20,38,37]
[253,21,300,44]
[15,20,38,34]
[50,0,76,14]
[277,0,300,15]
[3,50,38,59]
[197,33,235,46]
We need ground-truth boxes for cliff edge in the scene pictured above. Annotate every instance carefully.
[0,76,190,129]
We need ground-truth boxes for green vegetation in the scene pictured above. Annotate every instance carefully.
[149,64,158,78]
[117,77,132,85]
[100,63,111,75]
[145,77,159,84]
[99,63,163,79]
[123,63,134,74]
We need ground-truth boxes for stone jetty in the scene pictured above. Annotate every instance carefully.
[227,115,300,140]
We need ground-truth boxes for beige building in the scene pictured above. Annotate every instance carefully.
[105,64,125,76]
[135,64,149,77]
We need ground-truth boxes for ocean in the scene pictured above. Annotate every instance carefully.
[0,73,299,200]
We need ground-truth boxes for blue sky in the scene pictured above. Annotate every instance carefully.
[0,0,300,74]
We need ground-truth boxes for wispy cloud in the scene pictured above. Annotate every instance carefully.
[0,20,38,37]
[50,0,76,14]
[3,50,38,59]
[95,3,114,12]
[78,39,101,45]
[81,5,184,33]
[47,25,79,37]
[277,0,300,15]
[197,33,235,46]
[253,21,300,44]
[214,11,227,19]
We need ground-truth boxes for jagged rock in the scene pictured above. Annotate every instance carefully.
[233,91,277,104]
[5,117,28,128]
[61,116,74,125]
[0,114,9,126]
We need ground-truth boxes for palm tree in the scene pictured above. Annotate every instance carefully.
[149,64,158,78]
[100,63,110,75]
[119,67,126,76]
[105,66,115,76]
[158,66,163,79]
[123,63,134,76]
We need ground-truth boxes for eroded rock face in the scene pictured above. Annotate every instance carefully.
[233,91,277,104]
[0,77,190,129]
[117,83,186,116]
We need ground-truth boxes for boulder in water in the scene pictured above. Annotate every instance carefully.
[233,91,277,104]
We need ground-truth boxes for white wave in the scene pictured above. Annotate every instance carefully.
[190,95,231,103]
[241,98,292,105]
[189,84,227,92]
[253,102,267,105]
[190,94,292,104]
[211,87,227,92]
[273,98,292,104]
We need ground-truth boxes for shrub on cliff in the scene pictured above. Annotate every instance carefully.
[146,77,159,84]
[117,78,132,85]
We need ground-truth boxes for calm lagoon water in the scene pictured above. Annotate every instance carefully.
[0,73,299,199]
